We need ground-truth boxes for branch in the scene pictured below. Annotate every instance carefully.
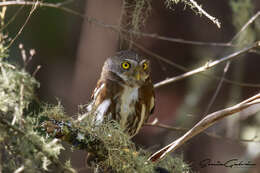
[0,1,78,14]
[230,11,260,43]
[188,0,221,28]
[154,41,260,88]
[42,119,108,160]
[145,121,260,143]
[133,10,260,88]
[132,41,260,88]
[202,11,260,118]
[41,118,176,173]
[0,114,74,173]
[5,1,37,49]
[0,6,23,32]
[0,1,258,50]
[0,0,229,47]
[126,29,231,47]
[148,92,260,162]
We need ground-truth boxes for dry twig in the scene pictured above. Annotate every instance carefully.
[6,1,38,49]
[149,93,260,162]
[145,121,260,143]
[132,41,260,88]
[188,0,221,28]
[230,11,260,43]
[154,41,260,88]
[0,0,228,47]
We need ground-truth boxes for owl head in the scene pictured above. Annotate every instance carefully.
[101,50,151,86]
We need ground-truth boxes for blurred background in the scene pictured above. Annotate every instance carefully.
[3,0,260,172]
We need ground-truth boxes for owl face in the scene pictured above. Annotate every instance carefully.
[103,51,151,86]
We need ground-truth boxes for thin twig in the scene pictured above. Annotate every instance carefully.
[6,1,38,49]
[0,1,257,51]
[145,121,260,143]
[148,93,260,162]
[0,6,24,31]
[0,1,230,47]
[133,41,260,88]
[132,42,188,71]
[203,62,230,116]
[230,11,260,43]
[32,65,41,77]
[203,10,260,114]
[188,0,221,28]
[202,10,260,114]
[154,41,260,88]
[126,29,231,47]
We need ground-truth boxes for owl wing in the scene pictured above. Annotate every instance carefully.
[89,79,123,124]
[150,91,155,115]
[90,80,105,100]
[140,78,155,123]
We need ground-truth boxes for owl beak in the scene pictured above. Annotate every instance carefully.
[135,72,141,81]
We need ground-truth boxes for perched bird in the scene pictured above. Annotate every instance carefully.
[79,50,155,137]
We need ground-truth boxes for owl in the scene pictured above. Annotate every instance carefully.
[79,50,155,137]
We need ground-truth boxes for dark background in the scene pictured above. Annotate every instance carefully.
[4,0,260,172]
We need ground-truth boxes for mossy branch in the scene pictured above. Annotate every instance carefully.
[0,114,75,173]
[40,112,189,173]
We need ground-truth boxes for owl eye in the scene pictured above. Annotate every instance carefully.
[143,62,148,70]
[121,61,131,70]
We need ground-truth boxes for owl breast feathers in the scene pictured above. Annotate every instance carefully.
[80,50,155,137]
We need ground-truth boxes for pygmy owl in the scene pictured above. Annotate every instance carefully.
[79,50,155,137]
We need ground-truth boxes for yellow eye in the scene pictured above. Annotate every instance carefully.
[143,62,148,70]
[121,61,131,70]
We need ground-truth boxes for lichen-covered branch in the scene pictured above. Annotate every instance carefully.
[41,118,108,162]
[40,113,189,173]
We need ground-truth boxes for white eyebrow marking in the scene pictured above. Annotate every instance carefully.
[140,59,148,64]
[125,59,138,65]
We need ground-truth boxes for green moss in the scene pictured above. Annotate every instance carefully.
[75,113,190,172]
[0,60,39,122]
[122,0,152,36]
[156,154,191,173]
[0,54,73,172]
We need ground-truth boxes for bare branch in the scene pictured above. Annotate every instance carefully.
[188,0,221,28]
[204,10,260,115]
[0,6,23,31]
[154,41,260,88]
[132,41,260,88]
[148,93,260,162]
[230,11,260,43]
[126,29,231,47]
[203,62,230,115]
[6,1,38,49]
[132,42,188,71]
[0,1,229,47]
[145,121,260,143]
[0,1,258,50]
